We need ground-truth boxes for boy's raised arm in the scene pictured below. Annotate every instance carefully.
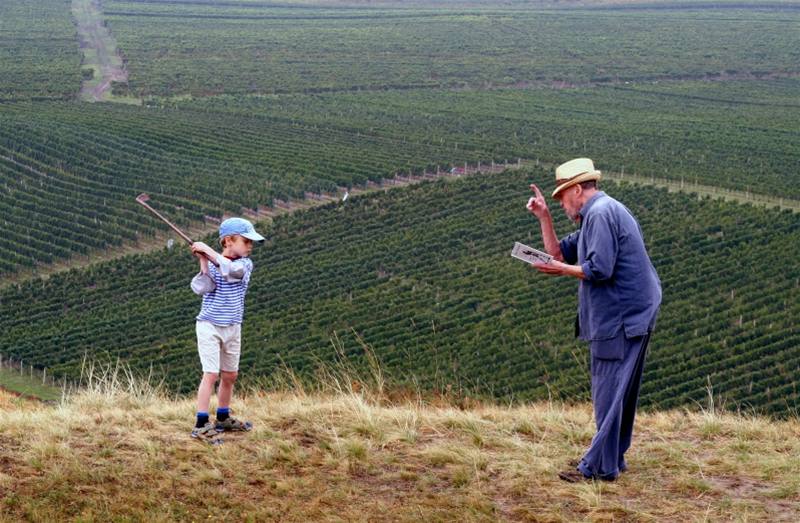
[190,254,216,295]
[191,241,249,282]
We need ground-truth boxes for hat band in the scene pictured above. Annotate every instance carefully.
[554,171,591,186]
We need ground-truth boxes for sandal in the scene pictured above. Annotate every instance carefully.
[215,417,253,432]
[191,422,223,444]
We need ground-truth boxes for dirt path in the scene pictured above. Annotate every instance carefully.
[602,169,800,212]
[73,0,130,102]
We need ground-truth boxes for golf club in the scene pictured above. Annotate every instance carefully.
[135,193,194,245]
[136,193,219,265]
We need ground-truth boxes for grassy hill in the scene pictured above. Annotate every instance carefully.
[0,371,798,521]
[2,168,798,416]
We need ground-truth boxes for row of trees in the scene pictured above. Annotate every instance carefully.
[181,80,800,200]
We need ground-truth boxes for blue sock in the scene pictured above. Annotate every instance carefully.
[195,412,209,428]
[216,407,230,422]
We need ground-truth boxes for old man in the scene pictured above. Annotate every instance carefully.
[526,158,661,482]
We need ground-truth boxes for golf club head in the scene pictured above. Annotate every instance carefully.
[136,193,151,203]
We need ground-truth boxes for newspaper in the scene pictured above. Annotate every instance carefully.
[510,242,553,265]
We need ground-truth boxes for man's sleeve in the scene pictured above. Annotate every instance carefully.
[559,231,580,265]
[580,213,618,282]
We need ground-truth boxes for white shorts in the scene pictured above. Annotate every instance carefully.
[196,321,242,373]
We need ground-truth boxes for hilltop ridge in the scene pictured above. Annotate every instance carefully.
[1,380,798,521]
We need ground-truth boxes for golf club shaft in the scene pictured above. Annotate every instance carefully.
[136,199,194,244]
[136,194,218,265]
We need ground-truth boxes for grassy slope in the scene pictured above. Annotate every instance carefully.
[0,367,61,403]
[0,380,798,521]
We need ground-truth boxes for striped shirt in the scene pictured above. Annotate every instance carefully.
[192,255,254,326]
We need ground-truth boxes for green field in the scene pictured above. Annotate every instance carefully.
[1,1,798,277]
[0,366,62,402]
[180,79,800,198]
[1,0,798,418]
[2,169,797,415]
[0,100,488,275]
[0,0,82,100]
[2,76,799,274]
[101,1,800,97]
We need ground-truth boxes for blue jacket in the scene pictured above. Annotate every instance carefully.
[559,192,661,341]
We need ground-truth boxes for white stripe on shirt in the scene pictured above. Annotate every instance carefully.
[196,257,254,325]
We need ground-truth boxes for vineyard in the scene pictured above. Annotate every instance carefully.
[100,0,800,97]
[2,75,799,275]
[0,0,82,100]
[1,0,799,422]
[1,169,797,416]
[0,101,490,275]
[179,79,800,199]
[0,0,797,278]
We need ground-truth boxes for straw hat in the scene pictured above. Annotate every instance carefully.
[551,158,602,198]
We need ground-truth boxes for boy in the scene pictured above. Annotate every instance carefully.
[189,217,265,441]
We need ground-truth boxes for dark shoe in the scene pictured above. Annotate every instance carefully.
[559,468,618,483]
[215,417,253,432]
[558,470,594,483]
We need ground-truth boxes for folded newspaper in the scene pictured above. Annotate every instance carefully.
[511,242,553,264]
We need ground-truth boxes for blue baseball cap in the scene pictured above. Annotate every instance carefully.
[219,217,265,243]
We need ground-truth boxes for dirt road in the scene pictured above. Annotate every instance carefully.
[73,0,128,102]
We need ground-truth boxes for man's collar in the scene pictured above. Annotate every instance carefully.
[578,191,606,220]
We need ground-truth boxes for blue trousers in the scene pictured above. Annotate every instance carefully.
[578,331,651,480]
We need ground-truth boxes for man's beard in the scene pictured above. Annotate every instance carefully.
[565,209,580,222]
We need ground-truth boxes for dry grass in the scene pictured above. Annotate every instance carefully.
[0,389,40,411]
[1,368,798,523]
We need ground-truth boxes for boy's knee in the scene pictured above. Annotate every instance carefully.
[202,371,219,382]
[220,370,238,383]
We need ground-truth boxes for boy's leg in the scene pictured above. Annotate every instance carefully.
[217,370,238,409]
[197,372,219,413]
[195,321,222,432]
[216,325,251,431]
[218,324,242,409]
[192,373,222,441]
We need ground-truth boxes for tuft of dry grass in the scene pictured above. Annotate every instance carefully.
[1,367,798,522]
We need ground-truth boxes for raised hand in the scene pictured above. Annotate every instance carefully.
[191,241,215,258]
[526,183,550,219]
